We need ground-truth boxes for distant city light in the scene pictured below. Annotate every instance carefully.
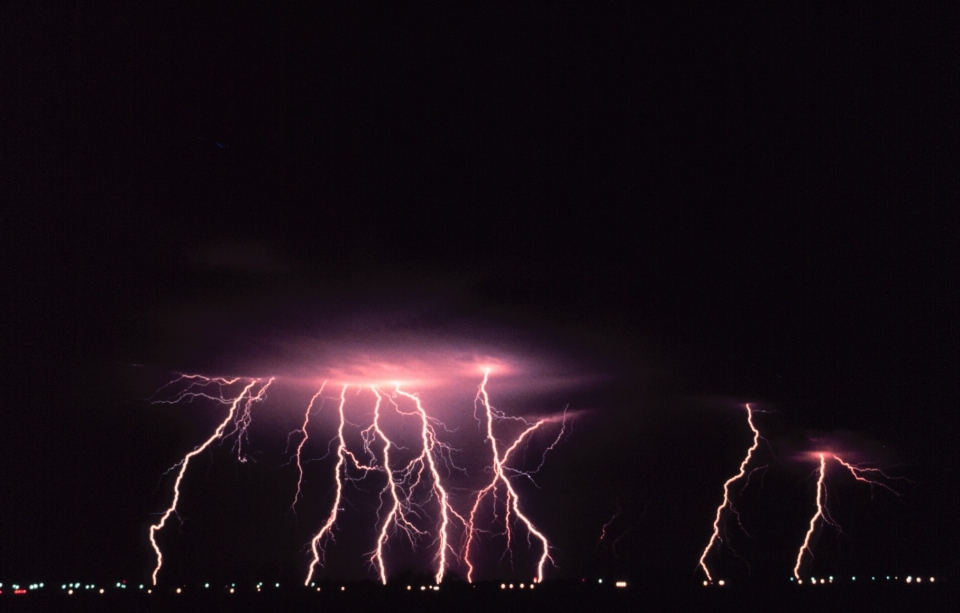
[99,588,105,594]
[718,580,725,586]
[176,588,181,594]
[906,576,912,583]
[68,589,74,595]
[229,588,234,594]
[930,577,936,583]
[615,581,627,588]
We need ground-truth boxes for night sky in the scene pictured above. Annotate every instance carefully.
[6,3,957,591]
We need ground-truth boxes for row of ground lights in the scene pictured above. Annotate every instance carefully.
[790,576,936,585]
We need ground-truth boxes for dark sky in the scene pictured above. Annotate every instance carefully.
[5,2,956,589]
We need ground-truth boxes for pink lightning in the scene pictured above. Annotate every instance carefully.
[148,376,273,585]
[698,403,762,584]
[305,385,356,585]
[462,368,558,584]
[290,383,327,512]
[793,452,900,582]
[148,366,570,585]
[598,503,622,545]
[367,387,427,584]
[793,453,833,582]
[393,385,468,585]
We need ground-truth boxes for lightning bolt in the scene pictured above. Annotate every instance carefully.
[462,369,558,584]
[598,502,622,545]
[305,385,375,585]
[290,383,327,513]
[793,452,900,582]
[367,387,428,584]
[698,403,762,584]
[148,376,273,585]
[393,385,468,585]
[793,453,833,582]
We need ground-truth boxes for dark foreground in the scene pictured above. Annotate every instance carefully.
[2,581,952,613]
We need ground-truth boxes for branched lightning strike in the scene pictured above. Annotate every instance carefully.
[148,376,273,585]
[305,386,359,585]
[393,385,468,585]
[290,383,327,513]
[698,403,762,584]
[367,387,427,584]
[793,452,899,581]
[463,369,557,584]
[793,453,832,582]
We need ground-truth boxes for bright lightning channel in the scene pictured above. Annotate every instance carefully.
[290,383,327,512]
[305,385,380,585]
[793,452,899,581]
[149,376,274,585]
[698,403,762,584]
[462,369,561,584]
[367,387,427,584]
